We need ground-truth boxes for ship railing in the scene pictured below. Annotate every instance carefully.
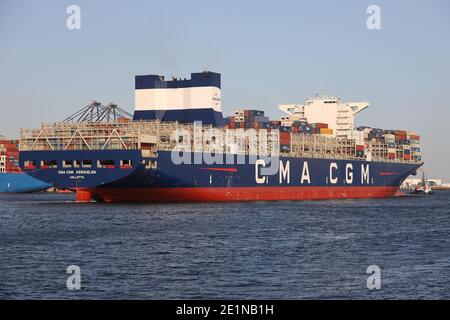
[19,121,421,164]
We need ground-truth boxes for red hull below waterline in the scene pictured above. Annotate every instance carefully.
[76,186,400,203]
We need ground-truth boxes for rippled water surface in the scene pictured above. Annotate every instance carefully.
[1,191,450,299]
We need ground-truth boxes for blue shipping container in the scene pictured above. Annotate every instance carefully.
[280,144,291,152]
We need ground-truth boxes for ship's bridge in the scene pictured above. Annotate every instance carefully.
[279,95,369,139]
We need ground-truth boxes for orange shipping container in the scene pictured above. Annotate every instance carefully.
[320,128,333,135]
[117,117,132,123]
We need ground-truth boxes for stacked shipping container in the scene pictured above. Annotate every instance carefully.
[353,127,422,161]
[280,126,291,152]
[225,110,269,129]
[0,140,21,173]
[224,109,421,161]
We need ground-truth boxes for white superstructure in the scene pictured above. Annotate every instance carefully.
[279,95,369,139]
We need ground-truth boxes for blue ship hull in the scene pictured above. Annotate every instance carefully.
[19,150,421,202]
[0,172,52,193]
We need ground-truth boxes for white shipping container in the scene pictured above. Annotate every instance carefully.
[350,130,365,145]
[281,120,294,127]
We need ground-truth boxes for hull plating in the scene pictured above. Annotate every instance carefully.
[0,172,52,193]
[20,150,421,202]
[88,186,400,203]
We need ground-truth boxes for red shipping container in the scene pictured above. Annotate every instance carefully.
[280,132,291,144]
[356,145,365,151]
[394,130,407,136]
[314,123,328,129]
[404,154,411,160]
[388,153,396,159]
[410,135,420,140]
[292,126,299,133]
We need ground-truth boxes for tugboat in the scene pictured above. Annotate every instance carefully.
[412,171,434,195]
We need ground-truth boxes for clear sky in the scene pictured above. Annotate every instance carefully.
[1,0,449,180]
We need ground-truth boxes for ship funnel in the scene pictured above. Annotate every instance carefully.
[133,71,223,126]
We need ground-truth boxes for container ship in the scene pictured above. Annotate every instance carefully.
[0,138,52,193]
[19,71,422,202]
